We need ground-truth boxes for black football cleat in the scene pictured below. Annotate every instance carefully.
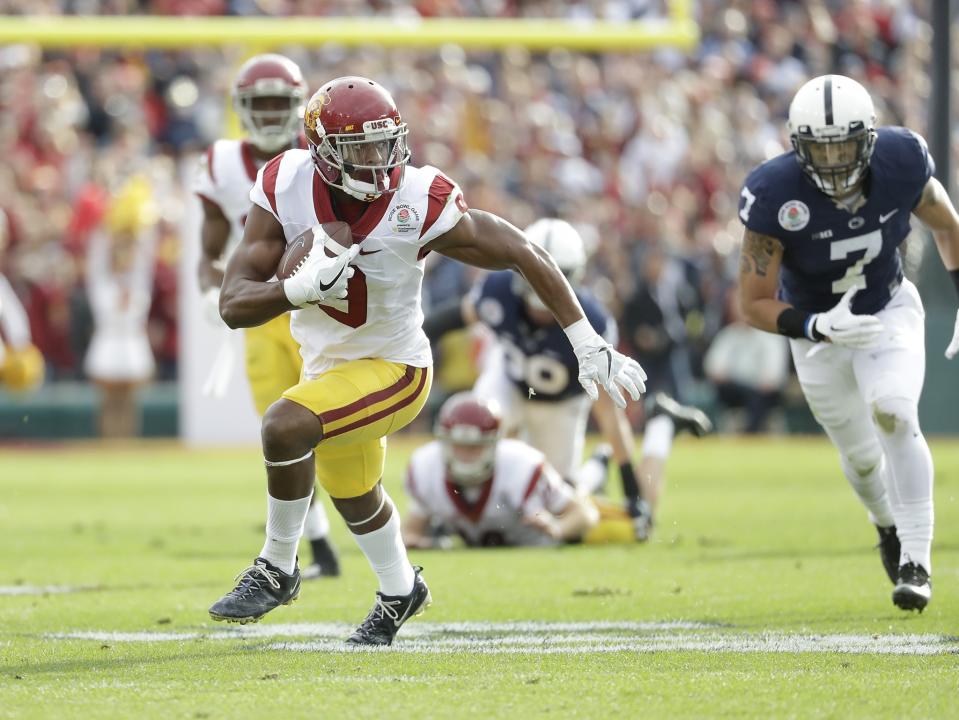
[892,561,931,613]
[346,566,431,646]
[647,393,713,437]
[875,524,900,585]
[208,557,300,624]
[302,537,341,580]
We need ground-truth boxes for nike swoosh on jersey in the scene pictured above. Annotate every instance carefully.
[879,209,899,223]
[358,248,382,256]
[318,265,346,292]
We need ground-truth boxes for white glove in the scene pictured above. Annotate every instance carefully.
[201,286,222,326]
[564,318,647,409]
[811,287,884,350]
[946,309,959,360]
[283,240,360,308]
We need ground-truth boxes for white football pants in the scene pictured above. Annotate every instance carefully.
[790,279,934,572]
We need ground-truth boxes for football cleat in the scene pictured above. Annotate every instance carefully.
[302,537,340,580]
[208,557,300,624]
[346,566,431,646]
[647,393,713,437]
[892,561,931,613]
[627,498,654,542]
[874,524,900,585]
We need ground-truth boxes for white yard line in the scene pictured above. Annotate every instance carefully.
[39,622,959,656]
[0,585,102,596]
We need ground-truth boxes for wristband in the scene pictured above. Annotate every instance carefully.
[776,307,823,341]
[283,276,310,308]
[563,317,600,349]
[950,269,959,301]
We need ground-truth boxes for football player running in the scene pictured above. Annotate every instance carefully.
[737,75,959,612]
[192,54,339,580]
[209,76,647,645]
[424,219,711,541]
[403,393,645,549]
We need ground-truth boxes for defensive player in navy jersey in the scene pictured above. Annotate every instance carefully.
[737,75,959,612]
[425,219,711,540]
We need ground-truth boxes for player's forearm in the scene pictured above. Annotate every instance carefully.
[553,497,599,542]
[515,243,585,328]
[219,278,293,328]
[740,296,793,334]
[932,228,959,273]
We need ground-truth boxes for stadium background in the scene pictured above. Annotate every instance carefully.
[0,0,956,441]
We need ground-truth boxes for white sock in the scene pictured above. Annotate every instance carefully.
[259,492,312,575]
[840,455,895,528]
[303,500,330,540]
[351,500,415,596]
[871,402,934,573]
[642,415,675,460]
[576,456,607,496]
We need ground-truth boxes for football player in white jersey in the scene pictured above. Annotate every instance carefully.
[402,393,643,549]
[192,54,339,580]
[209,76,648,645]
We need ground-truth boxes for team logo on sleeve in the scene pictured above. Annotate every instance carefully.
[778,200,810,231]
[388,204,421,233]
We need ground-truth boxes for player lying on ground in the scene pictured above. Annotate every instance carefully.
[424,218,711,540]
[402,393,650,549]
[737,74,959,613]
[192,54,339,578]
[210,76,647,645]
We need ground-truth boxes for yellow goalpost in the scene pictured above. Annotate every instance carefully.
[0,1,698,51]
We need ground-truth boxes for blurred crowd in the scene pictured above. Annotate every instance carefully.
[0,0,940,430]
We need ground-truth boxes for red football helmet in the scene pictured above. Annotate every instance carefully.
[304,76,410,201]
[232,54,307,153]
[435,393,502,487]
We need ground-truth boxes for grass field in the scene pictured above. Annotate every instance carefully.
[2,435,958,719]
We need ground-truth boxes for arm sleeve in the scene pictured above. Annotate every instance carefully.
[522,463,576,517]
[249,154,284,222]
[417,170,469,248]
[192,145,220,206]
[0,274,32,348]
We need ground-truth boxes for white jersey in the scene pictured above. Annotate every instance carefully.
[250,150,467,377]
[0,273,32,365]
[404,438,575,547]
[191,139,262,262]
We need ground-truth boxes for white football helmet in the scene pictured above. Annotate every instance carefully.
[521,218,587,312]
[787,75,877,198]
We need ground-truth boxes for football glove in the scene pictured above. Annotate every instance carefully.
[812,287,884,350]
[283,240,360,308]
[946,309,959,360]
[565,318,647,409]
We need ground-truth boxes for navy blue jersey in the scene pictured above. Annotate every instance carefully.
[471,271,616,402]
[739,126,934,314]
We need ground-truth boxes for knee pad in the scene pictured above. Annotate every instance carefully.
[841,438,883,478]
[871,397,920,436]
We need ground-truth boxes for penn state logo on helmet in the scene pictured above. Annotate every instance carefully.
[778,200,810,231]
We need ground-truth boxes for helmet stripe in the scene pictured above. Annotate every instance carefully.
[823,76,833,125]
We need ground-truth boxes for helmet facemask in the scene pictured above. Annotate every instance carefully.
[235,90,304,154]
[437,424,498,487]
[311,119,410,201]
[791,121,876,199]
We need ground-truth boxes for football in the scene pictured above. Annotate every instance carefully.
[275,221,353,280]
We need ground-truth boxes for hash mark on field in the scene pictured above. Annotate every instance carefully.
[37,622,959,656]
